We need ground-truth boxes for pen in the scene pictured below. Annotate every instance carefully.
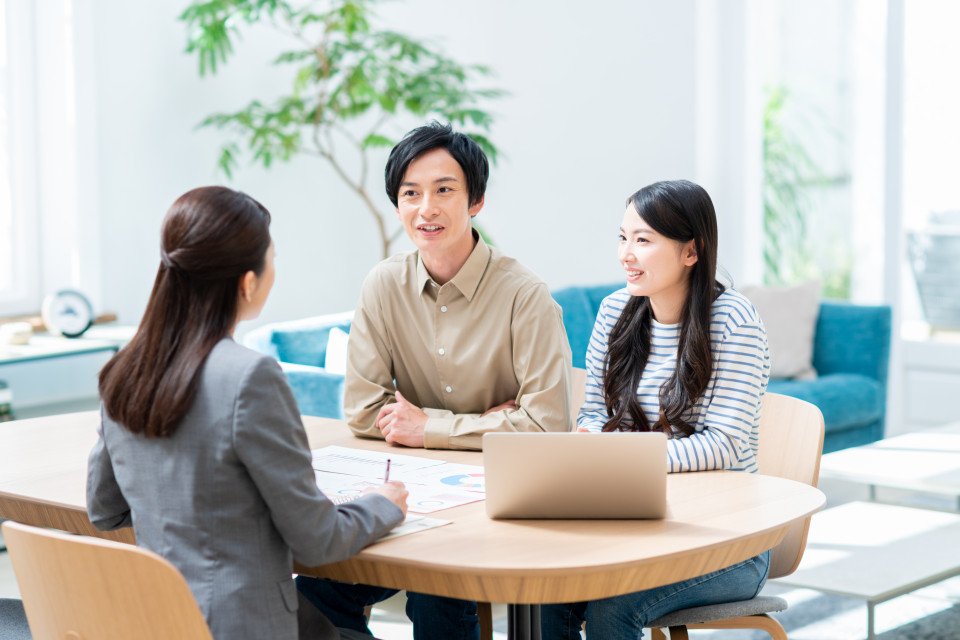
[384,458,391,483]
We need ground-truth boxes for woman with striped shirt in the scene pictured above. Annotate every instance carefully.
[541,180,772,639]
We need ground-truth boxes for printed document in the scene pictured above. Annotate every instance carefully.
[311,445,485,514]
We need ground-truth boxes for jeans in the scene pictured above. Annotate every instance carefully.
[295,575,479,640]
[540,550,769,640]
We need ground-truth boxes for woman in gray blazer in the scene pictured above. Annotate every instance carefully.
[87,186,407,640]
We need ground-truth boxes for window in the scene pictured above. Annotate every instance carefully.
[901,0,960,336]
[0,0,90,318]
[0,0,40,315]
[757,0,887,303]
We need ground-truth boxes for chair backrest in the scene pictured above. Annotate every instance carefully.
[2,521,213,640]
[756,392,825,579]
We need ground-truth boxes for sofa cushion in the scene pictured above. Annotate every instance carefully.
[768,373,882,433]
[739,280,821,379]
[324,327,350,375]
[280,363,346,419]
[272,320,352,368]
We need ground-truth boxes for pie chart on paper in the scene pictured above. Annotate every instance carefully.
[440,473,485,490]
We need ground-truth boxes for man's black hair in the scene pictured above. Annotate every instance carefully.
[384,121,489,207]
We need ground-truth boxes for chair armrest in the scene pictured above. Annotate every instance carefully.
[812,301,892,386]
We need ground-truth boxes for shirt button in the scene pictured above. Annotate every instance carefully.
[440,305,448,312]
[438,348,445,355]
[445,386,452,393]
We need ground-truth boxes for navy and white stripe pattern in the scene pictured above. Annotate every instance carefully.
[578,288,771,473]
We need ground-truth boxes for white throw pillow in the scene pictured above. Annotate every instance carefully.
[324,327,350,376]
[738,280,821,380]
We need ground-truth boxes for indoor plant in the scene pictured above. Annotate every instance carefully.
[762,85,850,298]
[180,0,504,259]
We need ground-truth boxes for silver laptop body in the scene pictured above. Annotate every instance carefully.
[482,431,668,519]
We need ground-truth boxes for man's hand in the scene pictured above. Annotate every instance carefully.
[481,399,518,417]
[376,391,428,447]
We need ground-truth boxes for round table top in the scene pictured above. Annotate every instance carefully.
[0,412,825,604]
[298,417,825,603]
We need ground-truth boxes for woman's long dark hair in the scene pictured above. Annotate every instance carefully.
[602,180,723,435]
[99,186,272,438]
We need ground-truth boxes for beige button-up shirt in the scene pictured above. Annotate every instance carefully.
[344,236,573,450]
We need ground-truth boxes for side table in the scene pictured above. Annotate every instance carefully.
[772,500,960,640]
[817,422,960,510]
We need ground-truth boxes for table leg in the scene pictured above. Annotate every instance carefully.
[867,601,875,640]
[507,604,541,640]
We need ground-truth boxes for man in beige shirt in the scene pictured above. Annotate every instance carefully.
[345,123,572,451]
[297,122,572,639]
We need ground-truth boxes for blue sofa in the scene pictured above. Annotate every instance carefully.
[243,311,353,419]
[246,285,892,454]
[552,283,892,454]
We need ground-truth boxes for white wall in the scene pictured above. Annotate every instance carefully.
[82,0,757,337]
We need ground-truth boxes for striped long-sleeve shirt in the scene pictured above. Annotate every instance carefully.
[578,288,771,473]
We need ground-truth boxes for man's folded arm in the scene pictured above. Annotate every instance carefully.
[422,283,573,450]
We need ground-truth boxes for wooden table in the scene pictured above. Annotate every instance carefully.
[0,412,825,640]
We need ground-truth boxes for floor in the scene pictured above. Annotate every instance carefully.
[2,412,958,638]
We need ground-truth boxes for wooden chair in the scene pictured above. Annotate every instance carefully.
[647,392,825,640]
[2,520,213,640]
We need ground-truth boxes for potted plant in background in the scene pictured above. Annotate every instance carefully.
[762,84,851,298]
[180,0,504,259]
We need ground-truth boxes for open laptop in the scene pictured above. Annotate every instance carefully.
[482,431,668,519]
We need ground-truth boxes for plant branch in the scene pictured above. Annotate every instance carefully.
[181,0,505,263]
[315,142,390,259]
[388,225,405,245]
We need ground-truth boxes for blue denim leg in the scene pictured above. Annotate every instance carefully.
[541,551,769,640]
[295,575,398,635]
[405,591,479,640]
[541,600,588,640]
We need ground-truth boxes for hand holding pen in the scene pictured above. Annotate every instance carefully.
[366,457,407,516]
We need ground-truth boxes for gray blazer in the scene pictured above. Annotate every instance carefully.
[87,338,403,640]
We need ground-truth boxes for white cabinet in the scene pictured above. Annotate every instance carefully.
[0,326,134,416]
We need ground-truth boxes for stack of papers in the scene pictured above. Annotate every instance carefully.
[311,446,486,514]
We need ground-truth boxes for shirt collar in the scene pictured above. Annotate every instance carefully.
[416,231,491,301]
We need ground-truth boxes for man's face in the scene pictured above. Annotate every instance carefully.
[395,147,484,262]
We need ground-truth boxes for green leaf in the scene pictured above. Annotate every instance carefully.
[361,133,393,149]
[217,142,240,178]
[464,133,499,164]
[274,50,313,65]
